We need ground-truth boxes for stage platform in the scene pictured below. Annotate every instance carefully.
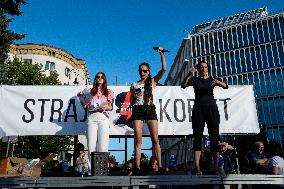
[0,174,284,188]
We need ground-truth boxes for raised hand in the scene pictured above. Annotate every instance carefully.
[189,66,197,73]
[212,78,220,86]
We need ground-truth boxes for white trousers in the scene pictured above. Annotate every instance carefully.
[87,112,110,153]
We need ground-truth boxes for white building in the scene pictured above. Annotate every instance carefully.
[8,43,90,85]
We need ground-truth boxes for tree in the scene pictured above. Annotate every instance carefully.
[0,58,71,159]
[4,58,61,85]
[0,0,26,64]
[109,155,117,163]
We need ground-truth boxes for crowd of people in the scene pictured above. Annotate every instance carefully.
[39,139,284,177]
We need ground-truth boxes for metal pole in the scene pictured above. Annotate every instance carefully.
[125,136,128,163]
[184,135,188,175]
[233,136,240,174]
[6,136,10,157]
[73,135,78,169]
[11,144,15,157]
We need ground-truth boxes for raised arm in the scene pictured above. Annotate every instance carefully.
[181,67,196,89]
[153,47,166,84]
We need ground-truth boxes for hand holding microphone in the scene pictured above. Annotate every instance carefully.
[153,46,170,53]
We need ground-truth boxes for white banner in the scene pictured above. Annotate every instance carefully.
[0,85,259,137]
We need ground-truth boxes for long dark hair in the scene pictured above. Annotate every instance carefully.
[139,62,153,105]
[91,72,109,97]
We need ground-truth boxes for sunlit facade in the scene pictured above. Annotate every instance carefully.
[8,43,91,85]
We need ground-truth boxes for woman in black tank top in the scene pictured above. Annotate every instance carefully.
[181,61,228,175]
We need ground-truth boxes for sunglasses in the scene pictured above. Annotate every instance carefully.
[138,69,149,74]
[96,75,104,79]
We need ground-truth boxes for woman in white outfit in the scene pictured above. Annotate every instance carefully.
[78,72,114,154]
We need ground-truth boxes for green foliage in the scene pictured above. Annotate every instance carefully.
[109,155,117,163]
[3,58,61,85]
[0,136,74,159]
[0,58,67,158]
[0,0,26,64]
[0,0,25,83]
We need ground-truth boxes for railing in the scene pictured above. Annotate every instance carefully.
[1,175,284,188]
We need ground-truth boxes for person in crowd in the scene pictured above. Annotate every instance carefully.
[268,156,284,175]
[61,153,72,176]
[74,150,88,176]
[266,142,284,175]
[148,156,159,174]
[130,47,167,173]
[78,72,114,170]
[124,161,133,176]
[247,141,271,174]
[180,60,228,175]
[219,142,237,174]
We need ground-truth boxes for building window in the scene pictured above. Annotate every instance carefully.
[23,59,32,64]
[48,50,56,57]
[65,67,71,79]
[45,61,55,71]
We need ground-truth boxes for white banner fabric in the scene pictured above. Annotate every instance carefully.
[0,85,259,137]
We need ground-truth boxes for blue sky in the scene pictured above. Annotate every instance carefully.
[9,0,284,163]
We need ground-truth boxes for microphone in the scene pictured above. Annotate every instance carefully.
[153,46,170,53]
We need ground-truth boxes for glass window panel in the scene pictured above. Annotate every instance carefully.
[228,29,233,49]
[231,51,237,75]
[253,72,261,96]
[209,32,215,53]
[219,31,224,52]
[260,46,267,69]
[236,26,243,48]
[200,35,205,56]
[269,18,277,41]
[259,21,265,44]
[211,55,217,77]
[232,75,238,85]
[242,26,248,47]
[265,45,273,68]
[235,50,241,74]
[245,48,252,72]
[45,61,50,70]
[252,22,259,45]
[255,46,262,70]
[216,54,221,76]
[240,49,246,72]
[247,24,254,46]
[214,32,219,52]
[259,71,266,96]
[273,17,281,40]
[221,53,227,76]
[262,20,270,43]
[279,16,284,39]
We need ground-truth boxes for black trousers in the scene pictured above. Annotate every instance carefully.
[192,104,220,152]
